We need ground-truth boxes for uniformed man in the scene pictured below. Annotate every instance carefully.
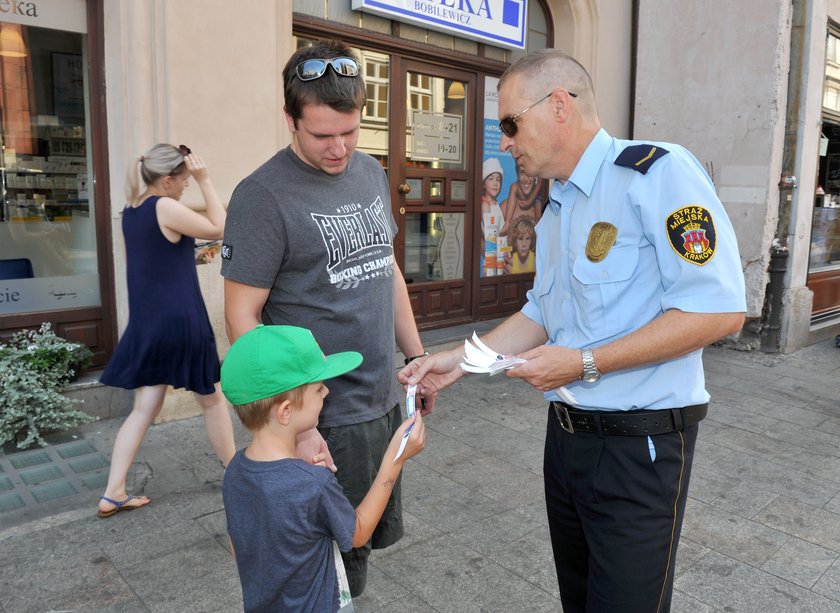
[400,49,746,613]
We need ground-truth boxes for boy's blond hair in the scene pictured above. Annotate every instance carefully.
[233,385,306,431]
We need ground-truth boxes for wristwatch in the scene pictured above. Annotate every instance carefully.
[580,348,601,383]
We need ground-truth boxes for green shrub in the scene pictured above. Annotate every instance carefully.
[0,323,94,449]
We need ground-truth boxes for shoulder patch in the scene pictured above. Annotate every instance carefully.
[666,206,716,266]
[614,144,669,174]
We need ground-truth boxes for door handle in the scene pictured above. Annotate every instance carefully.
[398,183,411,194]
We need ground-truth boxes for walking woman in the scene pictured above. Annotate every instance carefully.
[97,144,235,517]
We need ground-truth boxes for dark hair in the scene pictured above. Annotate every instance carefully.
[283,40,367,125]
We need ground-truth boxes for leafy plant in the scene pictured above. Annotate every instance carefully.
[0,323,94,449]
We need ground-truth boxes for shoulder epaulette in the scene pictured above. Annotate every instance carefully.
[614,144,669,174]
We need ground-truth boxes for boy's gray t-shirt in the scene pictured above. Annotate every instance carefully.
[221,147,400,427]
[223,450,356,612]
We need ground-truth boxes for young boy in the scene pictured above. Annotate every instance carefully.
[220,324,425,613]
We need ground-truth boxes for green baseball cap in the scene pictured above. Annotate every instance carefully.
[221,324,362,405]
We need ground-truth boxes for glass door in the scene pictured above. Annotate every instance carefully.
[395,60,475,325]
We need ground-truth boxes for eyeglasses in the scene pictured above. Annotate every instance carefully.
[498,90,577,138]
[178,144,191,156]
[294,57,360,82]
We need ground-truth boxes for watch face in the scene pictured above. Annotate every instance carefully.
[582,371,600,383]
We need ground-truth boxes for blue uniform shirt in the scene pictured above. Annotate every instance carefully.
[521,129,746,410]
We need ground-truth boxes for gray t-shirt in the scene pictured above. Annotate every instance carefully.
[223,450,356,612]
[221,147,400,427]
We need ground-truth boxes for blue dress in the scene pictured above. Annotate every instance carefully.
[100,196,219,394]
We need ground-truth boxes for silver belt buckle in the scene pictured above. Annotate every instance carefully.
[553,402,574,434]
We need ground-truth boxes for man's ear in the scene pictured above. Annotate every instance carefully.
[283,107,297,133]
[272,399,293,425]
[551,88,575,121]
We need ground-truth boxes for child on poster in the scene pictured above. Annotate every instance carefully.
[504,217,536,274]
[481,157,505,276]
[500,163,543,237]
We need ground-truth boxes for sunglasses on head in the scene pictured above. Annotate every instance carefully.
[178,144,191,156]
[498,90,577,138]
[294,57,360,82]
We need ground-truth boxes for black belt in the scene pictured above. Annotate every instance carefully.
[550,401,708,436]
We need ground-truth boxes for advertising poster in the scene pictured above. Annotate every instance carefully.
[480,76,547,277]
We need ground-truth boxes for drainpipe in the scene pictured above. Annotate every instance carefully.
[762,246,789,352]
[762,0,808,353]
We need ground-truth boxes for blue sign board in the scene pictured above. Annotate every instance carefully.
[352,0,528,50]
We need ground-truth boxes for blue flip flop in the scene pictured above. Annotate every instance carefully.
[96,494,150,518]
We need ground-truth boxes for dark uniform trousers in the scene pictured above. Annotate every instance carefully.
[544,405,699,613]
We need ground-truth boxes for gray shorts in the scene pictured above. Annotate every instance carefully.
[319,403,404,595]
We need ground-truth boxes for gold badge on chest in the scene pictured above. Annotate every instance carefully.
[585,222,618,262]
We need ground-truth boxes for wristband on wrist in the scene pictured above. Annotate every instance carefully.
[404,351,429,365]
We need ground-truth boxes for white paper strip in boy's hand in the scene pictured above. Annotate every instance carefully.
[460,332,526,375]
[394,384,418,461]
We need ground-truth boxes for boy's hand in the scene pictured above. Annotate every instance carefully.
[388,414,425,463]
[295,428,337,473]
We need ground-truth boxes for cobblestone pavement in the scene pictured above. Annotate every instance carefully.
[0,334,838,612]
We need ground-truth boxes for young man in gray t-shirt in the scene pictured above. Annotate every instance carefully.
[221,40,433,597]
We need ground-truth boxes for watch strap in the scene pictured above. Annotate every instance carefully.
[580,348,601,382]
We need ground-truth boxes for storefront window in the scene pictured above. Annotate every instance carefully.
[809,207,840,268]
[824,31,840,114]
[357,48,389,166]
[0,21,99,314]
[810,29,840,324]
[811,119,840,272]
[815,35,840,273]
